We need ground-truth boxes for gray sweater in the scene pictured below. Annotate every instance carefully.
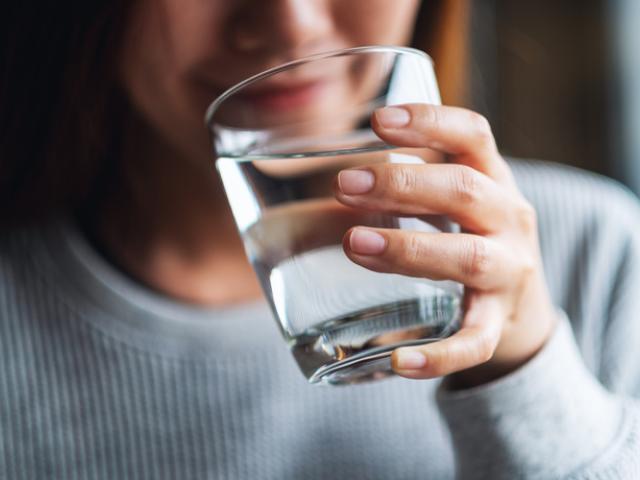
[1,160,640,479]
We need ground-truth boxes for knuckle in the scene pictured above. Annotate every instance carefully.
[509,200,540,280]
[402,233,425,265]
[461,238,491,279]
[386,166,416,196]
[514,200,537,234]
[421,104,443,131]
[468,112,495,148]
[451,166,481,206]
[475,330,497,363]
[517,252,537,280]
[432,344,456,375]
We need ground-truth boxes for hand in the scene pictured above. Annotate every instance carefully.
[333,104,559,388]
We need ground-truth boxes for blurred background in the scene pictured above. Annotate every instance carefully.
[432,0,640,196]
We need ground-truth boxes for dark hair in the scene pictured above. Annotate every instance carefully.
[0,2,131,228]
[0,1,456,229]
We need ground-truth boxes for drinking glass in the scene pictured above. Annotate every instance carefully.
[206,46,462,385]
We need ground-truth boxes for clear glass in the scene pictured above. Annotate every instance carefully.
[206,46,462,385]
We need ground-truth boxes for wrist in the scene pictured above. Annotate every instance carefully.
[446,304,559,390]
[436,315,623,479]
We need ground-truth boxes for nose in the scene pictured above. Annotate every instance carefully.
[229,0,334,56]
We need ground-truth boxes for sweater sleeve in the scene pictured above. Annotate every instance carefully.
[436,314,640,479]
[435,163,640,479]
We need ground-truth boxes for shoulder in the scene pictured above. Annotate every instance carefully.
[509,158,640,264]
[509,156,640,260]
[0,225,43,299]
[509,158,640,231]
[508,159,640,370]
[0,222,68,321]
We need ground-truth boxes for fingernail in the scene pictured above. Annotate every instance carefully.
[349,228,386,255]
[338,169,375,195]
[375,106,411,128]
[395,350,427,369]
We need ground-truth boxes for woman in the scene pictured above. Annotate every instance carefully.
[1,1,639,478]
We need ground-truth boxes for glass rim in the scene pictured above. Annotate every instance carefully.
[204,45,432,128]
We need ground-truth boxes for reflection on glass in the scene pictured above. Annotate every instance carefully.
[207,47,461,385]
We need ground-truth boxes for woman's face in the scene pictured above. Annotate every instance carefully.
[119,0,421,164]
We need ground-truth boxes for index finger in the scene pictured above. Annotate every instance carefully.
[372,104,515,186]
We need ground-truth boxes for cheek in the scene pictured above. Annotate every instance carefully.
[327,0,421,111]
[119,0,229,160]
[332,0,420,46]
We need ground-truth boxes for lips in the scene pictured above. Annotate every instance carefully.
[236,80,328,111]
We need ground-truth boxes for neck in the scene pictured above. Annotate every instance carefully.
[80,125,263,306]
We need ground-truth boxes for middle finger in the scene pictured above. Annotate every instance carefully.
[334,162,523,234]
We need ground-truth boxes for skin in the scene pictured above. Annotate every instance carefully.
[109,0,557,387]
[338,106,557,386]
[107,0,420,305]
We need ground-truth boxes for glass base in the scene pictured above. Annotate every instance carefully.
[289,298,460,386]
[306,341,444,385]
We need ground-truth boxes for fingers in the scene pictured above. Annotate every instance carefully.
[334,163,528,234]
[390,294,503,379]
[344,228,524,291]
[372,104,514,185]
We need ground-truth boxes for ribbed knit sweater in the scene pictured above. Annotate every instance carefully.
[1,159,640,479]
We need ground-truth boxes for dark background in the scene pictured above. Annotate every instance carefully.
[467,0,639,195]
